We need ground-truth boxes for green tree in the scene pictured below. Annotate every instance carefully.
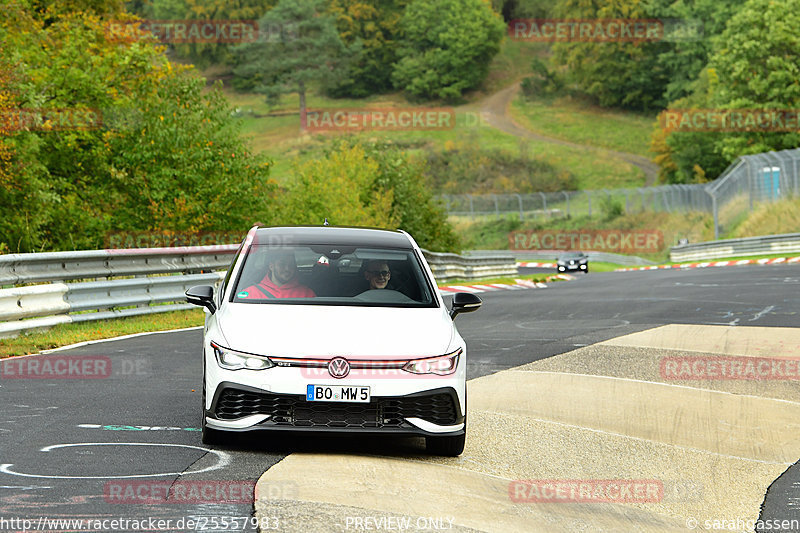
[278,144,398,228]
[491,0,552,21]
[360,140,460,252]
[391,0,506,101]
[278,139,460,252]
[233,0,358,127]
[0,2,274,252]
[145,0,276,68]
[326,0,409,97]
[550,0,672,111]
[654,0,800,183]
[705,0,800,161]
[649,0,740,104]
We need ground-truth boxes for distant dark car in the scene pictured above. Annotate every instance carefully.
[556,251,589,273]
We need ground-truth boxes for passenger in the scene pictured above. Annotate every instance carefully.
[363,260,391,290]
[240,250,315,299]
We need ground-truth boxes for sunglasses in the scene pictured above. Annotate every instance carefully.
[367,270,391,277]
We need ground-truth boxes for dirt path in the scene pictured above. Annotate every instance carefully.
[479,82,659,186]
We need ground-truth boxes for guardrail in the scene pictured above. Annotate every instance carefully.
[465,250,656,266]
[0,245,517,338]
[0,273,224,338]
[423,251,518,282]
[670,233,800,262]
[0,245,238,285]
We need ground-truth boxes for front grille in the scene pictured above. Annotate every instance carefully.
[213,388,457,428]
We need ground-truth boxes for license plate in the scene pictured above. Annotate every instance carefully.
[306,384,370,403]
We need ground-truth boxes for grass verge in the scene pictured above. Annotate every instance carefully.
[509,93,656,159]
[440,272,560,287]
[639,252,800,269]
[450,210,715,261]
[0,309,205,358]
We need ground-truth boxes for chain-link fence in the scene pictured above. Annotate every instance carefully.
[441,148,800,239]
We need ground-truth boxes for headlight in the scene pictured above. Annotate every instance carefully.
[402,349,461,375]
[211,342,274,371]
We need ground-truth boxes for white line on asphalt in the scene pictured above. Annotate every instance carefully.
[0,442,229,479]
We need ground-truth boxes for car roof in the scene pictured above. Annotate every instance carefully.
[251,226,413,249]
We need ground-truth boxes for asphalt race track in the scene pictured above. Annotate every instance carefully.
[1,264,798,532]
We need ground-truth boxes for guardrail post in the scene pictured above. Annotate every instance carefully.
[514,194,523,221]
[624,190,630,213]
[492,194,499,218]
[710,191,719,239]
[586,191,592,217]
[539,192,547,216]
[562,191,570,217]
[469,195,475,219]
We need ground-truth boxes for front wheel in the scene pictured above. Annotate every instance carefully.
[426,419,466,456]
[201,360,225,446]
[201,412,225,446]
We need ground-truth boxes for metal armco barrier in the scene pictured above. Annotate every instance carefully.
[0,245,239,285]
[670,233,800,262]
[0,245,517,338]
[0,272,224,338]
[423,251,518,282]
[465,250,655,266]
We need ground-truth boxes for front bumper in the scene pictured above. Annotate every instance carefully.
[557,263,587,271]
[205,383,465,436]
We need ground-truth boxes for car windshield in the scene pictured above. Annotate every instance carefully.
[560,252,585,259]
[231,244,437,308]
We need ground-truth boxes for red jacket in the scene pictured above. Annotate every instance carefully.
[240,275,315,299]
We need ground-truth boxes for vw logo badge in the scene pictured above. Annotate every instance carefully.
[328,357,350,379]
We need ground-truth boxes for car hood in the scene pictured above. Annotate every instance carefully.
[215,303,455,359]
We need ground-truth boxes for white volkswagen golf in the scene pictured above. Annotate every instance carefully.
[186,225,481,456]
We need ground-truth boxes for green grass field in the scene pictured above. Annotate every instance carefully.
[217,35,649,191]
[510,94,656,158]
[0,309,205,358]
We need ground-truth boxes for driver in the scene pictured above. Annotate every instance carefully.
[241,249,315,299]
[363,260,391,290]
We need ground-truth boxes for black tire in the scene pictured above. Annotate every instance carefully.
[201,359,225,446]
[426,431,466,456]
[426,415,466,456]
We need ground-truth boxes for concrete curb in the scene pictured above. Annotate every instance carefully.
[616,256,800,272]
[253,324,800,531]
[438,274,574,294]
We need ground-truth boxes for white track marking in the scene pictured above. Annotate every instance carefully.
[0,443,229,479]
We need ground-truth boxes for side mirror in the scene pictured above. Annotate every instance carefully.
[186,285,216,314]
[450,292,482,320]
